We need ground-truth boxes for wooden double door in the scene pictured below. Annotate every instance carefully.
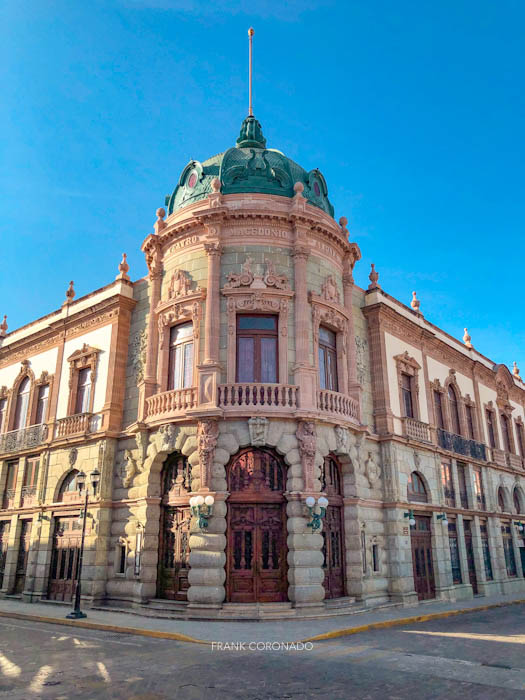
[321,456,346,599]
[158,506,191,601]
[48,516,82,602]
[463,520,478,595]
[14,520,32,594]
[0,521,10,589]
[227,449,288,603]
[410,515,435,601]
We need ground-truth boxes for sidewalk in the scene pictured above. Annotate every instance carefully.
[0,592,524,645]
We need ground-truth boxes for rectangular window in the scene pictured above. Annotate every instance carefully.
[2,461,18,509]
[486,409,496,448]
[168,322,194,390]
[318,327,338,391]
[465,404,475,440]
[456,462,469,509]
[473,467,486,510]
[361,530,367,574]
[502,524,517,577]
[0,399,6,433]
[480,522,493,581]
[117,544,127,575]
[517,422,525,458]
[401,373,414,418]
[434,391,444,429]
[34,384,49,425]
[441,462,455,507]
[236,316,278,383]
[75,368,92,414]
[500,414,512,453]
[448,522,462,584]
[22,457,39,489]
[372,544,379,572]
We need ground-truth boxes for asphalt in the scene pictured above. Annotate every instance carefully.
[0,591,525,644]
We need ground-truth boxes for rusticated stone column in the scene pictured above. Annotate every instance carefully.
[187,499,227,609]
[286,496,325,607]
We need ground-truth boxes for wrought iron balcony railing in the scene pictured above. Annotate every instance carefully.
[437,428,487,462]
[0,424,48,456]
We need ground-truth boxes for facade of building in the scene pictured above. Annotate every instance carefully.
[1,115,525,618]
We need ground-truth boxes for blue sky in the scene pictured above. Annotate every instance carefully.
[2,1,524,371]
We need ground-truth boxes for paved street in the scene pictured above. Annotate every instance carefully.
[1,605,525,699]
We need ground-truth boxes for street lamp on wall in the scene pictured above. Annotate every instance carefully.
[515,521,525,533]
[66,468,100,620]
[190,495,214,529]
[437,513,449,526]
[404,509,416,527]
[305,496,328,532]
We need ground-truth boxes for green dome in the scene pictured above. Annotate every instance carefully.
[165,116,334,218]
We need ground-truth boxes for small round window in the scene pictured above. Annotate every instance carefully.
[313,181,321,196]
[187,172,198,189]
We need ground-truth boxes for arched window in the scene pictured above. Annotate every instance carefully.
[58,470,81,502]
[408,471,428,503]
[513,488,522,515]
[13,377,31,430]
[168,322,194,390]
[161,453,191,499]
[501,414,512,453]
[448,385,461,436]
[498,487,506,513]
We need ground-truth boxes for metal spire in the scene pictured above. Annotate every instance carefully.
[248,27,254,116]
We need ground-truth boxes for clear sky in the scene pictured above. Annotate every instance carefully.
[2,1,524,371]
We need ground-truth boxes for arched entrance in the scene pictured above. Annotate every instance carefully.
[157,453,191,601]
[321,455,346,599]
[226,448,288,603]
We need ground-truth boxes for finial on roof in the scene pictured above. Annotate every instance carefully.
[463,328,473,349]
[0,316,7,338]
[116,253,130,281]
[368,263,380,290]
[248,27,254,117]
[411,291,420,313]
[211,178,221,193]
[236,115,266,149]
[64,281,75,305]
[155,207,166,234]
[513,361,521,379]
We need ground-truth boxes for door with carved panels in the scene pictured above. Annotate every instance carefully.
[158,453,192,601]
[463,520,478,595]
[48,516,82,602]
[321,455,346,599]
[227,449,288,603]
[410,515,435,601]
[0,521,10,589]
[15,519,32,594]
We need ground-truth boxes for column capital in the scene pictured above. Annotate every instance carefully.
[204,241,223,257]
[291,244,310,261]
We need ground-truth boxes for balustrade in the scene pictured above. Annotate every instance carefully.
[317,389,359,421]
[218,383,298,411]
[145,387,198,419]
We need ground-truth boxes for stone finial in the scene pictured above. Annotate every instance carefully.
[463,328,473,349]
[513,361,521,379]
[64,281,75,305]
[339,216,348,228]
[116,253,130,281]
[0,315,7,338]
[410,291,420,312]
[293,181,304,196]
[368,263,380,290]
[211,177,221,193]
[154,207,166,234]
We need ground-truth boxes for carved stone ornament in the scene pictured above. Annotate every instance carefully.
[334,425,350,454]
[368,264,380,290]
[225,256,290,290]
[157,298,202,350]
[168,269,199,299]
[68,448,78,467]
[131,329,148,385]
[159,423,177,452]
[197,419,219,489]
[296,421,317,491]
[364,452,381,486]
[122,449,140,488]
[249,417,269,447]
[321,275,340,304]
[263,259,290,290]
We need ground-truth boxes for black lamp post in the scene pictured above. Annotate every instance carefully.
[66,468,100,620]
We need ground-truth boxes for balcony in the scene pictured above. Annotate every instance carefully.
[317,389,359,422]
[54,413,93,439]
[402,417,431,443]
[2,489,16,510]
[506,452,524,470]
[218,383,298,414]
[145,387,198,420]
[491,448,507,467]
[20,486,37,508]
[0,424,48,456]
[437,428,487,462]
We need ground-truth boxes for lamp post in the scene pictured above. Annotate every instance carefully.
[66,468,100,620]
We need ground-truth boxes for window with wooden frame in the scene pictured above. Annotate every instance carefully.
[21,456,39,506]
[486,408,497,448]
[500,413,513,453]
[465,403,476,440]
[408,471,428,503]
[318,326,338,391]
[395,352,420,420]
[2,461,18,509]
[434,390,445,429]
[456,462,469,509]
[473,466,486,510]
[516,419,525,458]
[448,385,461,436]
[441,461,455,508]
[401,373,414,418]
[168,322,194,390]
[33,384,49,425]
[236,315,278,383]
[67,345,99,417]
[13,377,31,430]
[0,397,6,434]
[448,521,462,585]
[58,469,82,503]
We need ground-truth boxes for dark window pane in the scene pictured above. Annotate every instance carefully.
[318,347,327,390]
[238,316,277,330]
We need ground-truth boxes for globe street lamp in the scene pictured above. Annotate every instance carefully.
[66,468,100,620]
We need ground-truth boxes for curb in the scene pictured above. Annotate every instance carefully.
[299,598,525,643]
[1,598,524,647]
[0,610,209,645]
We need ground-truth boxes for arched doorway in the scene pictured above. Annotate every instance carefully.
[158,452,191,601]
[226,448,288,603]
[407,471,435,601]
[321,455,346,599]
